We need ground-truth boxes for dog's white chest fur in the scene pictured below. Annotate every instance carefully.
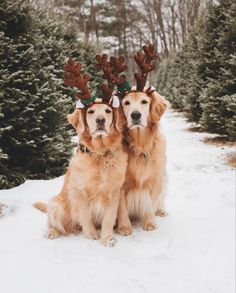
[126,189,153,219]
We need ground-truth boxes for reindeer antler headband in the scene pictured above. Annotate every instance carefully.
[64,59,94,109]
[96,44,158,99]
[63,44,158,107]
[95,54,132,102]
[63,58,122,109]
[114,44,159,98]
[133,44,159,95]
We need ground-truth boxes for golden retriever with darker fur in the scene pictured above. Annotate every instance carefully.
[34,103,127,246]
[117,89,168,235]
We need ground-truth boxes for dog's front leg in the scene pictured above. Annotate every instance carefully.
[143,210,157,231]
[151,180,168,217]
[142,191,157,231]
[117,190,133,236]
[100,192,119,247]
[78,196,98,240]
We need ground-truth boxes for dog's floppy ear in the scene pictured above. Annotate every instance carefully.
[113,107,126,132]
[150,91,168,122]
[68,109,85,134]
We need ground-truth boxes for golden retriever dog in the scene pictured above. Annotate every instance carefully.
[117,89,168,235]
[34,103,127,246]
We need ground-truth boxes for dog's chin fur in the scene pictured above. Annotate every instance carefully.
[92,129,109,137]
[129,124,145,129]
[81,125,123,155]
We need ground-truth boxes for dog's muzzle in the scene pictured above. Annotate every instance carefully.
[96,117,106,130]
[131,111,141,125]
[94,116,108,135]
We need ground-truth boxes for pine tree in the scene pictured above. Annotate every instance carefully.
[156,58,170,94]
[156,0,236,140]
[198,0,236,139]
[180,24,204,123]
[0,0,101,189]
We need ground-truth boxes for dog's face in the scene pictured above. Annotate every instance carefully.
[68,103,124,137]
[122,92,150,129]
[121,91,168,129]
[85,103,113,137]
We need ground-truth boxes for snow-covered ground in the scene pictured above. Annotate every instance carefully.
[0,110,235,293]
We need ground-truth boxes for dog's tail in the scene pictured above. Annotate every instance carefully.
[33,202,47,213]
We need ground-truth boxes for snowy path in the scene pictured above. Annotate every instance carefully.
[0,110,235,293]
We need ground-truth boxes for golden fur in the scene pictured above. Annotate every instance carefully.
[34,104,127,246]
[117,90,168,235]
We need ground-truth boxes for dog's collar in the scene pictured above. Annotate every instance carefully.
[122,137,150,161]
[123,140,150,161]
[77,143,113,157]
[139,152,150,160]
[78,143,90,154]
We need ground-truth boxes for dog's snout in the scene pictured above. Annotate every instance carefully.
[96,117,106,125]
[131,111,141,121]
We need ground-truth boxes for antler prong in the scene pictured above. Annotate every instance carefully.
[134,44,159,92]
[95,54,129,102]
[64,59,92,102]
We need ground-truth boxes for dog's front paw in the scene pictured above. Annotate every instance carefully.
[143,221,157,231]
[118,225,133,236]
[45,228,61,239]
[83,228,99,240]
[101,235,117,247]
[155,209,168,217]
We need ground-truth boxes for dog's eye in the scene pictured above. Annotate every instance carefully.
[105,109,112,114]
[124,101,130,106]
[87,110,95,114]
[141,100,148,104]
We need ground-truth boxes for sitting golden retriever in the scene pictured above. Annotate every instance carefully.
[117,89,168,235]
[34,58,127,246]
[116,45,168,235]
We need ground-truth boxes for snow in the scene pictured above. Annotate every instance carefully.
[0,110,235,293]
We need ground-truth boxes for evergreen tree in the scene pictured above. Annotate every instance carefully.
[156,58,170,94]
[156,0,236,140]
[0,0,101,189]
[199,1,236,138]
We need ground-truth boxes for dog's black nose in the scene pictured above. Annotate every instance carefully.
[96,117,106,125]
[131,111,141,121]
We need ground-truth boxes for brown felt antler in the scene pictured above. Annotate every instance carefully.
[64,59,91,101]
[134,44,159,92]
[95,54,128,102]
